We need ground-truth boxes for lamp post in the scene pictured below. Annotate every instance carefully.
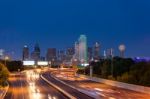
[90,58,94,77]
[110,48,114,77]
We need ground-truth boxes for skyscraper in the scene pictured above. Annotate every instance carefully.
[74,42,79,60]
[66,47,75,61]
[88,47,93,61]
[31,43,40,61]
[106,48,114,59]
[0,49,5,59]
[94,42,100,60]
[23,45,29,60]
[58,50,66,62]
[46,48,57,61]
[78,35,88,63]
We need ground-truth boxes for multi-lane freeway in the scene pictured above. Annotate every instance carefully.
[4,73,29,99]
[4,71,69,99]
[42,72,93,99]
[4,69,150,99]
[50,68,150,99]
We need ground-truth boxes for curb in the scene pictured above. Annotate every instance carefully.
[1,81,9,99]
[40,75,76,99]
[51,74,98,99]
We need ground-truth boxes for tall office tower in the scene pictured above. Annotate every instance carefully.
[88,47,93,62]
[74,42,79,60]
[46,48,57,61]
[0,49,5,59]
[31,43,40,61]
[78,35,88,63]
[23,45,29,60]
[106,48,114,59]
[94,42,100,60]
[103,50,106,59]
[58,50,66,62]
[66,47,75,61]
[66,47,74,56]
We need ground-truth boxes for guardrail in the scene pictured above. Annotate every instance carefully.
[77,74,150,94]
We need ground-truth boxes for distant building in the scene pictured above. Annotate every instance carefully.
[40,56,45,61]
[46,48,57,61]
[31,43,40,62]
[74,35,88,63]
[88,47,93,61]
[23,45,29,60]
[66,47,75,61]
[106,48,113,59]
[74,42,79,60]
[94,42,100,60]
[58,50,66,62]
[0,49,5,59]
[66,47,74,56]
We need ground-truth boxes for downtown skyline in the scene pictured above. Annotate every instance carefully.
[0,0,150,59]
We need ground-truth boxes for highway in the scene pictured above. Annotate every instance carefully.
[51,69,150,99]
[4,70,68,99]
[5,69,150,99]
[35,76,68,99]
[42,72,94,99]
[4,73,29,99]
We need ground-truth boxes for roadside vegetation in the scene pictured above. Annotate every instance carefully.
[77,57,150,87]
[0,63,9,87]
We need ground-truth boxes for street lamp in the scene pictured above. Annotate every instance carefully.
[110,48,114,77]
[90,58,94,77]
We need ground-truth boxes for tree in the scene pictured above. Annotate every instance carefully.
[0,63,9,87]
[6,61,23,71]
[101,59,111,78]
[128,62,150,86]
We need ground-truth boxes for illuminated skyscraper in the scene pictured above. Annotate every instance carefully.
[23,45,29,60]
[66,47,75,61]
[46,48,57,61]
[88,47,93,61]
[31,43,40,61]
[0,49,5,59]
[94,42,100,60]
[78,35,88,63]
[74,42,79,60]
[58,50,66,62]
[106,48,114,59]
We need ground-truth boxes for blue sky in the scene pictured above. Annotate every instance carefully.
[0,0,150,59]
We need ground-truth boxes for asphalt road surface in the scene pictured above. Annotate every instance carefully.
[4,71,68,99]
[42,72,94,99]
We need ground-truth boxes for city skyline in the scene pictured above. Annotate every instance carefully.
[0,1,150,99]
[0,0,150,59]
[0,33,149,60]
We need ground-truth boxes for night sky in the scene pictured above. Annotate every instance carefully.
[0,0,150,59]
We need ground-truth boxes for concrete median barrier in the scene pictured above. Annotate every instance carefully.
[50,74,99,99]
[40,75,76,99]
